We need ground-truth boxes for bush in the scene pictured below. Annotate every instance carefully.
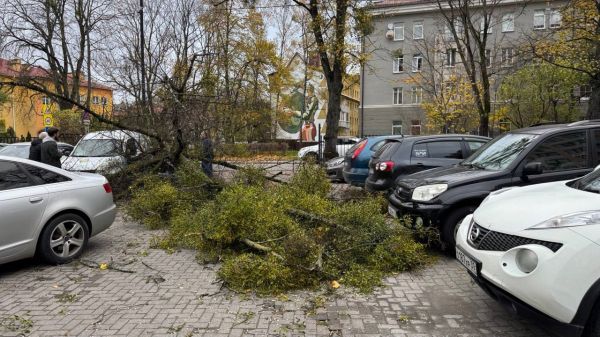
[131,163,431,294]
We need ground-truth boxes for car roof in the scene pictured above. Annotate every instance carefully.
[401,134,490,142]
[510,121,600,135]
[82,130,143,141]
[0,155,77,176]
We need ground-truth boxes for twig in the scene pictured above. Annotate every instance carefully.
[287,209,351,232]
[241,238,284,260]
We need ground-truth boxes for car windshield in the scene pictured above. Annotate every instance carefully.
[71,139,121,157]
[0,145,29,158]
[462,133,537,171]
[572,170,600,194]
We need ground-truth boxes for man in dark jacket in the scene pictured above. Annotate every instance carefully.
[28,130,47,162]
[41,127,62,168]
[201,133,214,177]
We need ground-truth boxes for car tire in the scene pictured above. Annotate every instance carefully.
[441,206,475,253]
[38,214,89,264]
[584,301,600,337]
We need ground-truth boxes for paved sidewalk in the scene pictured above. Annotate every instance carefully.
[0,214,549,337]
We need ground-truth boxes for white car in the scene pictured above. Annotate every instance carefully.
[0,156,116,265]
[62,130,147,174]
[298,137,360,160]
[456,169,600,337]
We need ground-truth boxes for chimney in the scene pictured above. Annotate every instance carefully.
[8,58,22,72]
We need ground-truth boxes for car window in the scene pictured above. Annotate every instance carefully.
[594,129,600,162]
[426,141,463,159]
[375,141,401,159]
[370,140,389,152]
[467,141,486,152]
[0,161,31,191]
[412,143,428,158]
[525,131,588,172]
[22,164,71,184]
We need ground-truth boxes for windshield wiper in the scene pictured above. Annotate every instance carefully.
[461,162,485,170]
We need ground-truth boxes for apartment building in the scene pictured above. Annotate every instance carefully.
[362,0,568,136]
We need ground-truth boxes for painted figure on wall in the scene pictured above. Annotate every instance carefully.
[277,84,320,141]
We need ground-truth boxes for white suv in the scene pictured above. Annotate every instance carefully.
[456,169,600,337]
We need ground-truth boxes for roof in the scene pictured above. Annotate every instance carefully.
[401,134,491,142]
[370,0,432,8]
[0,58,113,91]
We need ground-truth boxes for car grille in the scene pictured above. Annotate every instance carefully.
[467,222,562,252]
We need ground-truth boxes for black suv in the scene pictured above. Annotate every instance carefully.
[366,134,490,192]
[388,122,600,248]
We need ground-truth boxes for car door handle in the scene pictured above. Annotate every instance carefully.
[29,196,44,203]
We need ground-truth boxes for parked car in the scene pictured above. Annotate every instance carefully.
[0,142,73,159]
[297,137,360,160]
[0,143,7,149]
[366,134,490,192]
[342,135,405,186]
[388,121,600,248]
[62,130,147,174]
[455,168,600,337]
[325,157,345,182]
[0,155,116,265]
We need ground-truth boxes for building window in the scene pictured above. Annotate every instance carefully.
[92,96,99,104]
[485,49,492,67]
[480,17,492,34]
[446,48,457,67]
[412,54,423,72]
[394,23,404,41]
[393,56,404,73]
[579,84,592,100]
[392,121,403,135]
[393,88,403,105]
[41,97,50,105]
[411,87,423,104]
[502,13,514,32]
[411,120,422,135]
[413,22,423,40]
[534,10,546,30]
[549,9,561,28]
[501,48,514,67]
[101,97,108,105]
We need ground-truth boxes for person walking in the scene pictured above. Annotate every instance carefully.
[28,130,48,162]
[201,132,214,177]
[41,127,62,168]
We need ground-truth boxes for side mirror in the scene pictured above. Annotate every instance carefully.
[523,161,543,176]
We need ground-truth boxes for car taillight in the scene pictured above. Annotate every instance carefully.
[376,161,394,172]
[352,140,367,160]
[103,183,113,193]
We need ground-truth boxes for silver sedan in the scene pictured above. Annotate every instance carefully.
[0,155,116,265]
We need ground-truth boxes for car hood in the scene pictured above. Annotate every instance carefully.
[397,165,501,188]
[62,156,125,173]
[474,181,600,232]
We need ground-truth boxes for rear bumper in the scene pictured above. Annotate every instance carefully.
[364,176,394,192]
[342,168,368,186]
[388,193,446,226]
[470,274,583,337]
[91,204,117,236]
[326,166,344,182]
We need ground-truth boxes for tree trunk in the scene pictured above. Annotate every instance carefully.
[324,77,342,159]
[587,75,600,119]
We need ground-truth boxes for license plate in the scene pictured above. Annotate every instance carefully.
[456,248,478,276]
[388,205,397,218]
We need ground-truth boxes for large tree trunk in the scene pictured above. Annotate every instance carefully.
[324,77,343,158]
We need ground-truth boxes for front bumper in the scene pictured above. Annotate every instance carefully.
[388,192,447,226]
[364,176,394,192]
[326,166,344,182]
[455,216,600,336]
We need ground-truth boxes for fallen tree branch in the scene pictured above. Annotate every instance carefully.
[213,160,287,184]
[287,209,351,232]
[241,238,284,260]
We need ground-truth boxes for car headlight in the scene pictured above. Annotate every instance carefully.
[412,184,448,201]
[328,158,344,167]
[529,210,600,230]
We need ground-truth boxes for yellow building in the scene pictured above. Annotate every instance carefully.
[340,75,360,137]
[0,58,113,138]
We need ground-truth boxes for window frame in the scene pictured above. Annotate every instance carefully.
[92,96,100,104]
[392,121,403,135]
[549,9,561,29]
[394,23,405,41]
[393,56,404,73]
[523,131,590,172]
[393,87,403,105]
[484,49,492,68]
[412,54,423,72]
[0,160,34,191]
[533,9,546,30]
[502,13,515,32]
[411,86,423,104]
[480,17,492,34]
[501,47,514,67]
[446,48,457,67]
[413,22,424,40]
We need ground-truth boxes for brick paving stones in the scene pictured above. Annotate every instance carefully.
[0,214,549,337]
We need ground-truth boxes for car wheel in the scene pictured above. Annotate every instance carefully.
[39,214,89,264]
[584,301,600,337]
[441,206,475,253]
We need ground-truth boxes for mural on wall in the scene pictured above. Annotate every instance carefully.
[276,55,326,141]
